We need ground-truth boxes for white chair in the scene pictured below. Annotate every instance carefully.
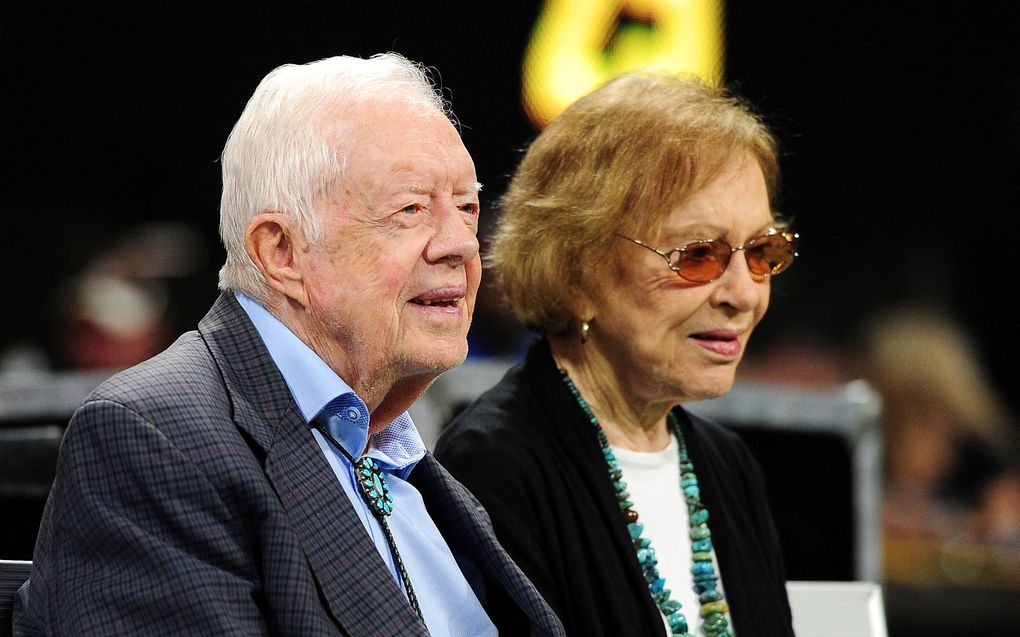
[787,580,887,637]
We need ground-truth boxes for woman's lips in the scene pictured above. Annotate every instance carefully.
[690,330,743,357]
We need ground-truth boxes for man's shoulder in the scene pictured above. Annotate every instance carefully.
[74,328,237,440]
[90,329,219,404]
[65,324,266,472]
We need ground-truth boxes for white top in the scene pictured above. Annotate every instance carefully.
[612,437,736,636]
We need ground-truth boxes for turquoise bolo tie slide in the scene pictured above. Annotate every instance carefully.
[355,457,393,517]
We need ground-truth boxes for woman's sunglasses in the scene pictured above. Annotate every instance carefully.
[617,230,798,283]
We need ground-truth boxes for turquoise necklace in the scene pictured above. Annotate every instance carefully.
[561,369,732,637]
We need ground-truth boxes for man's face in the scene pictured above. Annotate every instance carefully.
[298,102,481,398]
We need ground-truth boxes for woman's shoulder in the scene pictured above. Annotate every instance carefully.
[682,407,742,442]
[678,407,762,468]
[437,366,551,457]
[435,349,582,484]
[441,342,564,436]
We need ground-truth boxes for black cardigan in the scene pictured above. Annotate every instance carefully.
[434,339,794,636]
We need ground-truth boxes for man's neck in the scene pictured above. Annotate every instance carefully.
[269,295,434,433]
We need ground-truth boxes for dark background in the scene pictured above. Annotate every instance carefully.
[1,0,1018,407]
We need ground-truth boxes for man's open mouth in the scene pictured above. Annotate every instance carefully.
[411,297,460,307]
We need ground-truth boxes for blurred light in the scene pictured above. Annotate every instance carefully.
[522,0,725,128]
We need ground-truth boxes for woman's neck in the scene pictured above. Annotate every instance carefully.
[549,335,673,452]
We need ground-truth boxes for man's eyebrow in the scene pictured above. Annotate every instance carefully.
[403,182,483,195]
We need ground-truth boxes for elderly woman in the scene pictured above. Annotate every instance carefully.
[434,72,797,636]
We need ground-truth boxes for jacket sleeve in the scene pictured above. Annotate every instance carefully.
[18,398,268,636]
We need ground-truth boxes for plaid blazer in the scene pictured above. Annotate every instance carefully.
[14,293,564,636]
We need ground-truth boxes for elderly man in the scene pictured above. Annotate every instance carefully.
[14,53,564,636]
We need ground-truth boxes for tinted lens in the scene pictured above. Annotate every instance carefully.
[675,240,733,282]
[746,233,796,276]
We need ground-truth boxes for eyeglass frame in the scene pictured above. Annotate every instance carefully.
[616,229,799,283]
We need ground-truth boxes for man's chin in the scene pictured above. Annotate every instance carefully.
[399,338,469,377]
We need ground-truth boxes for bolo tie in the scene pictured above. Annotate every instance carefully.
[314,421,426,627]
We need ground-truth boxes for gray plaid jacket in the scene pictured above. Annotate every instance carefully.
[14,293,564,636]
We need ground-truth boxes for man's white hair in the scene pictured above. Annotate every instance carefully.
[217,52,450,304]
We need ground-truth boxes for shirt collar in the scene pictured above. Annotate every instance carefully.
[235,291,425,475]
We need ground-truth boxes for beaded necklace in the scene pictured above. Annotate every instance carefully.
[560,369,731,637]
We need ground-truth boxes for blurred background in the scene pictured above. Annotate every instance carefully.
[1,1,1018,634]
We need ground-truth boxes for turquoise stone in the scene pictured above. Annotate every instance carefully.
[694,579,719,594]
[692,539,712,552]
[355,457,394,518]
[667,611,688,631]
[703,612,726,628]
[691,508,709,524]
[694,574,718,587]
[627,522,644,538]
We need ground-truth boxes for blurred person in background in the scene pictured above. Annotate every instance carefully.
[436,72,797,636]
[861,306,1020,588]
[57,268,171,370]
[0,222,208,374]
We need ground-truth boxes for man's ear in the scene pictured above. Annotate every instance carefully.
[245,212,310,308]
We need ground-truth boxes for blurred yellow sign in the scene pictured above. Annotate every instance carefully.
[523,0,724,128]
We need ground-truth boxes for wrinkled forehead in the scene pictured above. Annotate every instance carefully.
[323,101,476,200]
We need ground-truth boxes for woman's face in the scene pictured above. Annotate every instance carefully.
[587,153,774,405]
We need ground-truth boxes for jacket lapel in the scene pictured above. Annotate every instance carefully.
[197,293,427,636]
[410,453,565,635]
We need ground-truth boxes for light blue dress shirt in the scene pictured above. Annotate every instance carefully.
[236,292,496,637]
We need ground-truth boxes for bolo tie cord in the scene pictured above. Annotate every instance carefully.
[314,421,427,628]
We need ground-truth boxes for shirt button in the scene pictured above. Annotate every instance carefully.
[346,407,361,421]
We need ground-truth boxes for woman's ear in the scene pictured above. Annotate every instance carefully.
[568,287,597,325]
[245,213,310,308]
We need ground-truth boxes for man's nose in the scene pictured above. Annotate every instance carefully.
[426,203,480,266]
